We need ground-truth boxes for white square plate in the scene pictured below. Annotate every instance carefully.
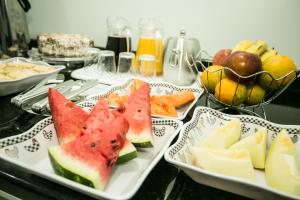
[164,106,300,200]
[86,79,204,120]
[0,101,183,200]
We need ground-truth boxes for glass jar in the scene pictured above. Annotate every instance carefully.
[105,16,132,66]
[134,18,163,76]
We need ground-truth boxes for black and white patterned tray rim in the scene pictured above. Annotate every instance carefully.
[85,79,203,120]
[86,78,203,101]
[0,100,183,149]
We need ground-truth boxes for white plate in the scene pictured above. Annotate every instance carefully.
[0,101,183,200]
[0,57,65,96]
[86,79,204,120]
[164,106,300,200]
[71,64,166,85]
[28,48,86,63]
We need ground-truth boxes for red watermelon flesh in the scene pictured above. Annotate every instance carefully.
[80,97,129,160]
[125,83,152,131]
[48,88,89,144]
[125,83,153,147]
[112,107,125,118]
[48,96,133,190]
[81,98,115,135]
[59,114,129,188]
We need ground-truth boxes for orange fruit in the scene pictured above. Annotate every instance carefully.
[215,78,247,106]
[245,85,266,105]
[259,55,297,90]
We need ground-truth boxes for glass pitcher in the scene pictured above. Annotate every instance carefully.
[134,18,164,76]
[106,16,132,66]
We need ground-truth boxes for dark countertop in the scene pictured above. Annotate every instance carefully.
[0,79,300,200]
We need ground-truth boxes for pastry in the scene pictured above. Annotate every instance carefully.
[38,33,94,57]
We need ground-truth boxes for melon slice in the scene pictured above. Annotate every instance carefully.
[265,129,300,196]
[48,88,89,144]
[190,147,256,181]
[125,83,153,147]
[150,96,177,117]
[49,114,129,190]
[201,118,241,149]
[229,127,267,169]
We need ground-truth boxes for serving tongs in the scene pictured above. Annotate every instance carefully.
[11,74,66,110]
[31,79,98,115]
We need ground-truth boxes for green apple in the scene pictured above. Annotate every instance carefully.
[265,129,300,196]
[190,147,255,181]
[229,127,267,169]
[201,118,241,149]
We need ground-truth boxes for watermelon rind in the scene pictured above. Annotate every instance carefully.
[126,128,154,148]
[117,142,138,164]
[48,146,105,190]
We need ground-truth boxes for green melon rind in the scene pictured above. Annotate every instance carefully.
[117,145,138,164]
[126,128,153,148]
[48,146,105,190]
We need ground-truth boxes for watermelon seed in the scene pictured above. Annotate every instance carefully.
[110,140,117,144]
[112,144,120,150]
[106,159,115,167]
[117,108,124,113]
[138,109,141,112]
[90,142,96,148]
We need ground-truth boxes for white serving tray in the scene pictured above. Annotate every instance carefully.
[165,106,300,200]
[0,101,183,200]
[86,79,204,120]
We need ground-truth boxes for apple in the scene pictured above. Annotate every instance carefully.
[229,127,267,169]
[223,51,262,82]
[190,147,256,181]
[201,118,241,148]
[212,49,232,66]
[265,129,300,196]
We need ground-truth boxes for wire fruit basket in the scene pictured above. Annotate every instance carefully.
[196,58,299,119]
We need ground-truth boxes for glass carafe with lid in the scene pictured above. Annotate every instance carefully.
[134,18,163,76]
[106,16,132,66]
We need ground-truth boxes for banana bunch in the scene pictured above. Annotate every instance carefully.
[260,48,278,63]
[232,40,278,63]
[232,40,253,52]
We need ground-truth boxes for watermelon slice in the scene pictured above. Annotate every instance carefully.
[117,139,138,164]
[125,83,153,147]
[48,88,89,144]
[48,115,129,190]
[81,98,137,162]
[81,98,115,136]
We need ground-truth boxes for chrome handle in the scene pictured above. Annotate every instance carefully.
[169,49,180,68]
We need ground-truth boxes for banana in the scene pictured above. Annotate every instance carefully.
[246,40,268,56]
[232,40,253,52]
[260,48,278,63]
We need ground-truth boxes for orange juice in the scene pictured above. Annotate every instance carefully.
[134,37,163,75]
